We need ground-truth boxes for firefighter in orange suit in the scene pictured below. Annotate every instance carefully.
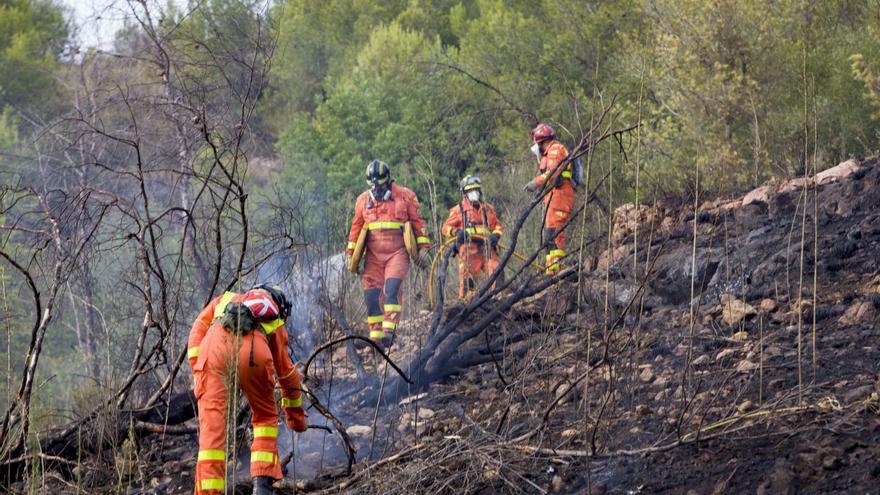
[442,175,503,299]
[524,123,575,274]
[187,285,307,495]
[346,160,431,348]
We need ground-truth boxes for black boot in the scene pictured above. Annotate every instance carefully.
[253,476,274,495]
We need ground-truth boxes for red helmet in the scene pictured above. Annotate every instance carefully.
[240,288,281,322]
[530,123,555,143]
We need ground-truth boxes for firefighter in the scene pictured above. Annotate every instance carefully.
[187,285,307,495]
[346,160,431,348]
[442,175,503,300]
[524,123,575,274]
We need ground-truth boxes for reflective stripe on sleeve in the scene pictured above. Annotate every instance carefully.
[260,318,284,335]
[251,451,276,464]
[200,479,225,490]
[198,449,226,462]
[253,426,278,438]
[366,221,403,230]
[281,396,302,408]
[416,236,430,244]
[188,346,200,359]
[347,241,356,250]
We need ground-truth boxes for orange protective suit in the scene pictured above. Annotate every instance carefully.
[442,199,503,299]
[346,182,430,342]
[187,292,303,494]
[533,140,575,274]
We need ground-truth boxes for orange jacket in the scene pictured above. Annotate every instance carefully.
[346,182,431,255]
[187,292,302,405]
[442,199,503,240]
[534,140,575,202]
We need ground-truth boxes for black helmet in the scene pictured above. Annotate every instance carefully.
[460,174,482,194]
[253,284,291,321]
[366,160,391,186]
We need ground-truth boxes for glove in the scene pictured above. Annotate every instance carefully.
[489,234,501,249]
[523,180,540,193]
[286,407,308,432]
[455,229,469,246]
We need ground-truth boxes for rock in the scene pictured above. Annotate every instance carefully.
[778,177,811,194]
[561,429,579,438]
[743,185,773,206]
[552,475,564,492]
[639,366,654,383]
[731,330,749,342]
[816,158,862,185]
[838,300,877,326]
[715,348,736,361]
[635,404,653,416]
[693,354,710,366]
[653,374,669,387]
[757,458,796,495]
[736,360,758,373]
[721,296,756,326]
[417,408,435,420]
[759,298,777,312]
[843,385,874,404]
[737,400,754,413]
[346,425,372,437]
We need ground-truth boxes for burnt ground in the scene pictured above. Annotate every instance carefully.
[22,158,880,494]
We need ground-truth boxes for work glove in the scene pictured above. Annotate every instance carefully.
[285,406,308,433]
[523,180,540,193]
[489,233,501,250]
[455,229,470,247]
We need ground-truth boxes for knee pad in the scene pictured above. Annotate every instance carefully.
[384,278,403,304]
[364,288,382,315]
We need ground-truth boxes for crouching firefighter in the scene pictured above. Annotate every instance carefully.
[442,175,504,300]
[187,285,307,495]
[346,160,431,349]
[523,123,578,275]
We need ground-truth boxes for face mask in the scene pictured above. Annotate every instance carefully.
[370,183,391,201]
[531,142,542,161]
[466,190,481,203]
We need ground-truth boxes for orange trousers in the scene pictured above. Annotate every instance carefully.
[457,242,500,299]
[362,235,409,340]
[544,185,575,274]
[193,328,282,494]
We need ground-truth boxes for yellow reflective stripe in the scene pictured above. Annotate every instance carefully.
[561,171,573,179]
[382,321,397,330]
[188,346,200,359]
[463,183,481,191]
[251,451,276,464]
[366,222,403,230]
[347,241,356,250]
[464,227,490,235]
[281,396,302,408]
[200,479,225,490]
[369,330,385,339]
[212,292,237,319]
[260,318,284,335]
[549,249,565,257]
[416,236,430,244]
[492,229,502,235]
[198,449,226,462]
[253,426,278,438]
[384,304,401,312]
[367,315,384,324]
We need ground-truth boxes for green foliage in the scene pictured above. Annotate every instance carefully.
[0,0,67,118]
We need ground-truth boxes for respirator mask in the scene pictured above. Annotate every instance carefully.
[530,142,542,161]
